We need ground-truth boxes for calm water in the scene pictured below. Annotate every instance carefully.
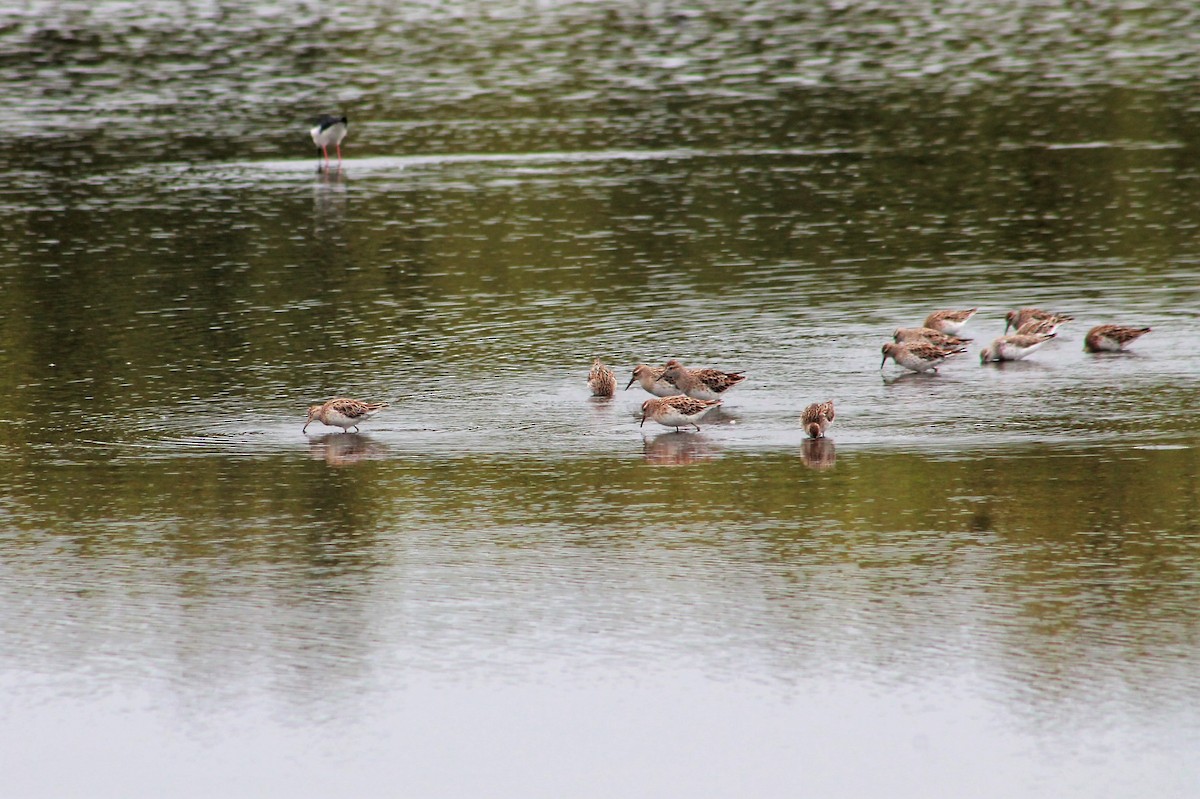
[2,2,1200,797]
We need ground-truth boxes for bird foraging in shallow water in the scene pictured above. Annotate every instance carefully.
[303,397,387,433]
[1015,316,1070,336]
[625,363,680,397]
[880,341,967,374]
[922,309,977,335]
[979,333,1055,364]
[1004,308,1073,334]
[801,400,835,439]
[587,358,616,397]
[310,114,348,170]
[660,359,746,401]
[1084,324,1151,353]
[640,395,722,432]
[893,327,971,347]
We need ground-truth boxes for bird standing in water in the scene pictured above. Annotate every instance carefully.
[303,397,386,433]
[587,358,617,397]
[801,400,836,439]
[311,115,348,171]
[1083,324,1151,353]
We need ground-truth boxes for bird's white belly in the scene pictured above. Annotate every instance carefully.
[324,410,360,429]
[655,409,695,427]
[684,385,720,401]
[311,123,347,147]
[998,342,1039,360]
[899,354,938,371]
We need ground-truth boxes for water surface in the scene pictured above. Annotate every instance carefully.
[1,2,1199,797]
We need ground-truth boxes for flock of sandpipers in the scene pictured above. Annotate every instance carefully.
[298,116,1153,440]
[302,307,1150,439]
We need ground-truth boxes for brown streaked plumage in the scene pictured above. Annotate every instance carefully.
[880,341,967,374]
[587,358,617,397]
[639,395,722,432]
[1005,308,1073,334]
[979,333,1055,363]
[303,397,388,433]
[1084,324,1151,353]
[893,327,972,347]
[625,363,680,397]
[801,400,835,439]
[1015,316,1069,336]
[922,308,977,335]
[660,359,746,401]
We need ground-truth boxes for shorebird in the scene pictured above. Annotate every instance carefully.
[893,327,972,347]
[923,309,977,335]
[801,400,835,439]
[979,333,1055,363]
[625,363,680,397]
[1015,316,1070,336]
[303,397,387,433]
[1004,308,1073,334]
[880,341,967,374]
[639,395,722,432]
[310,114,348,170]
[587,358,617,397]
[659,359,746,401]
[1083,324,1151,353]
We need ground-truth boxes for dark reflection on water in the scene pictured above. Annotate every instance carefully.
[306,432,388,467]
[642,431,721,466]
[800,436,837,470]
[3,0,1200,796]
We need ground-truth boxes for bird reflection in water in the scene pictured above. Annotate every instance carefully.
[800,437,836,470]
[587,394,615,421]
[643,432,720,466]
[307,433,386,467]
[313,167,348,227]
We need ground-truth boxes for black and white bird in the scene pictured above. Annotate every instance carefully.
[310,114,348,170]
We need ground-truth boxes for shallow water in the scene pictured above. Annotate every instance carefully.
[2,2,1200,797]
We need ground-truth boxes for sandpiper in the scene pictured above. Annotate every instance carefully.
[1084,324,1151,353]
[587,358,617,397]
[660,359,746,401]
[1005,308,1073,334]
[303,397,387,433]
[1015,316,1070,336]
[801,400,835,439]
[922,309,977,335]
[893,327,972,347]
[880,341,967,374]
[979,333,1055,363]
[640,395,722,432]
[625,363,680,397]
[310,114,348,170]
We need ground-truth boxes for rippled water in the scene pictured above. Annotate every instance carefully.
[2,2,1200,797]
